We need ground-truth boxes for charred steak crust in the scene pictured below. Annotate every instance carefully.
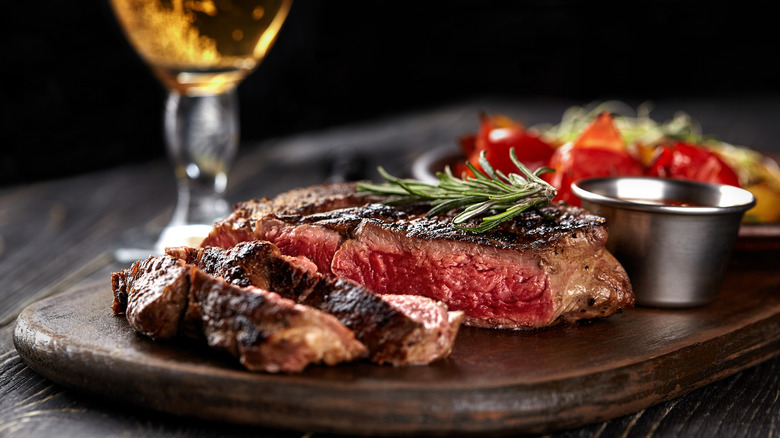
[111,255,367,373]
[348,203,609,251]
[188,269,367,373]
[202,183,634,330]
[264,182,374,215]
[167,241,462,365]
[111,256,191,339]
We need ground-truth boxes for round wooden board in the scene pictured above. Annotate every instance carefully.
[13,266,780,436]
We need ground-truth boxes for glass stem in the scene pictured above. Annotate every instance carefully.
[163,89,239,228]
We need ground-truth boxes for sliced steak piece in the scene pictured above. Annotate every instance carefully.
[167,241,464,365]
[111,255,190,339]
[111,256,367,373]
[189,269,367,373]
[201,183,634,330]
[380,294,462,363]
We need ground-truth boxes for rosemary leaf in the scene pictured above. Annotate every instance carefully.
[357,147,558,232]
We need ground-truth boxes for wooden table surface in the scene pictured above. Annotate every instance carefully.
[2,96,779,437]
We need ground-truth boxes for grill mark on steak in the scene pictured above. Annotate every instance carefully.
[189,269,367,372]
[111,255,367,373]
[202,183,634,330]
[167,241,464,365]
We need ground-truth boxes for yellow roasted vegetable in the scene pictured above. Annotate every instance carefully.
[744,183,780,223]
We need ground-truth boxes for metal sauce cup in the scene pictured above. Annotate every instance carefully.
[572,177,756,308]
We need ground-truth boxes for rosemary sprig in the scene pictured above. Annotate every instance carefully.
[357,148,558,232]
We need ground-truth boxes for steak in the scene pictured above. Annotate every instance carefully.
[166,241,463,366]
[111,255,367,373]
[202,183,634,330]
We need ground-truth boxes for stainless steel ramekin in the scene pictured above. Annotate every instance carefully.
[572,177,756,308]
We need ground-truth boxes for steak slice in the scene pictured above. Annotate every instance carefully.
[111,255,190,339]
[202,183,634,330]
[167,241,463,365]
[111,256,367,373]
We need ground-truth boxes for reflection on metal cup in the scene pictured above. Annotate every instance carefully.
[572,177,756,308]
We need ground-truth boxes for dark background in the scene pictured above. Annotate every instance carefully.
[1,1,777,187]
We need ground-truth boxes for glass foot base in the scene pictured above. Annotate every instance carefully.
[154,224,213,253]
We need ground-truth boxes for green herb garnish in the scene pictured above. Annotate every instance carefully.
[357,148,557,233]
[531,101,706,146]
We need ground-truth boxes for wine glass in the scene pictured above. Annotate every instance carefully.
[110,0,292,262]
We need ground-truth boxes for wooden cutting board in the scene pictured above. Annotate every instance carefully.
[13,261,780,436]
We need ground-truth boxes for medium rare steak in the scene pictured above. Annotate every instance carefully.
[331,208,633,329]
[111,256,367,373]
[202,183,634,330]
[166,241,463,366]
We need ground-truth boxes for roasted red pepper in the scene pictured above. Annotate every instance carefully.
[544,146,643,206]
[542,112,643,206]
[456,113,554,177]
[646,142,740,187]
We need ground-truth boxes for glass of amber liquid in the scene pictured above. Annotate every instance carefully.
[110,0,291,260]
